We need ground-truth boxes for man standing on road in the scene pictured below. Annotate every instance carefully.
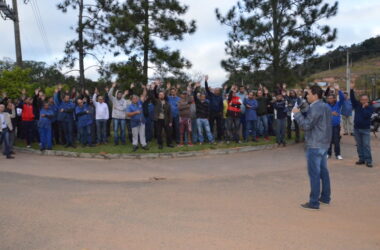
[350,83,374,168]
[0,104,14,159]
[108,83,128,146]
[293,85,332,210]
[341,92,353,136]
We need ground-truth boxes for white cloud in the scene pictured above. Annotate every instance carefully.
[1,0,380,84]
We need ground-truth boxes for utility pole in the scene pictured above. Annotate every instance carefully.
[346,50,350,92]
[0,0,22,67]
[12,0,22,67]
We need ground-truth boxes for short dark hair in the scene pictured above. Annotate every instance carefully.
[310,85,323,99]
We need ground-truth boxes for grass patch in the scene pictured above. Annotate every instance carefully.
[14,135,296,155]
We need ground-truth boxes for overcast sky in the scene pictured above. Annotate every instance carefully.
[1,0,380,86]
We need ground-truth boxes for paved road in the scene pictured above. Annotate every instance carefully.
[1,136,380,250]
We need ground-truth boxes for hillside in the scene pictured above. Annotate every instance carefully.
[306,56,380,91]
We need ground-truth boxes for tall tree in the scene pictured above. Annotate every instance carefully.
[97,0,196,84]
[216,0,338,87]
[57,0,103,89]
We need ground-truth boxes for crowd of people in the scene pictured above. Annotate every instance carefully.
[0,77,375,168]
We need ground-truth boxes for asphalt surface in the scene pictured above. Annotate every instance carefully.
[1,136,379,250]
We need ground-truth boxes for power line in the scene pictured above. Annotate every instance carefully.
[29,0,51,57]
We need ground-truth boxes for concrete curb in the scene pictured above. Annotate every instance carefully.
[14,143,288,160]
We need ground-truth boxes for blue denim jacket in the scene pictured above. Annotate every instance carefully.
[294,100,332,149]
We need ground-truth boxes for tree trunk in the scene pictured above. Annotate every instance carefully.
[271,0,281,89]
[78,0,85,89]
[143,0,150,85]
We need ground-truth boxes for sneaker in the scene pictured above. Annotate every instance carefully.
[327,155,331,159]
[300,202,319,210]
[167,144,175,148]
[6,155,14,159]
[132,146,138,152]
[356,160,365,165]
[366,163,373,168]
[336,155,343,160]
[319,199,330,205]
[26,145,31,148]
[142,146,149,150]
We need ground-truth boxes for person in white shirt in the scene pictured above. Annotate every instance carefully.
[93,89,110,144]
[108,82,128,145]
[0,104,14,159]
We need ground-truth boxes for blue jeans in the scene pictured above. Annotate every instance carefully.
[79,125,92,145]
[226,117,241,142]
[145,117,154,142]
[39,127,52,150]
[306,148,331,208]
[257,115,268,137]
[96,119,107,143]
[245,120,257,140]
[192,119,198,143]
[354,129,372,164]
[267,114,275,136]
[113,119,126,144]
[197,118,214,143]
[0,128,11,156]
[240,114,246,140]
[276,118,286,144]
[61,120,74,145]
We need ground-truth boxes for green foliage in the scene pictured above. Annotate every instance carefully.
[96,0,197,83]
[216,0,338,87]
[0,67,36,98]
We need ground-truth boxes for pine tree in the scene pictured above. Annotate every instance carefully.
[97,0,196,84]
[216,0,338,87]
[57,0,104,89]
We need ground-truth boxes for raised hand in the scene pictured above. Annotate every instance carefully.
[205,75,209,82]
[176,83,181,90]
[94,88,99,95]
[350,82,355,90]
[35,88,40,95]
[334,83,340,90]
[166,82,171,89]
[195,82,201,88]
[124,90,129,96]
[130,83,135,89]
[112,82,117,88]
[105,86,109,92]
[85,89,90,96]
[21,88,26,95]
[58,84,63,90]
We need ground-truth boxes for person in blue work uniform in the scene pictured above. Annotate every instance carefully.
[75,98,94,147]
[38,102,55,151]
[243,91,258,142]
[55,85,76,148]
[167,84,181,145]
[127,95,148,152]
[48,97,59,145]
[326,84,345,160]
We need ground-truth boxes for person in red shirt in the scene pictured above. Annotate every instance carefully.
[19,97,37,147]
